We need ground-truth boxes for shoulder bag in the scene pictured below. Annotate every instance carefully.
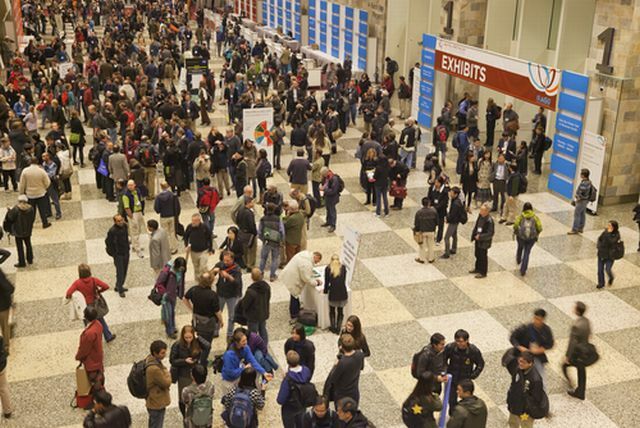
[88,279,109,318]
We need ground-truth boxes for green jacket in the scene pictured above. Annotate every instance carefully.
[513,210,542,235]
[284,211,305,245]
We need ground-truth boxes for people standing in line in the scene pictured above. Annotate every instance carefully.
[181,364,215,428]
[324,255,349,334]
[5,195,35,267]
[321,167,341,233]
[280,250,322,324]
[242,268,271,346]
[302,396,339,427]
[596,220,621,289]
[105,214,130,297]
[446,379,488,428]
[18,156,51,228]
[75,307,105,398]
[402,371,443,428]
[324,334,365,406]
[513,203,543,276]
[491,153,508,217]
[82,390,131,427]
[213,251,243,339]
[183,272,224,367]
[510,309,554,389]
[506,351,548,427]
[169,325,202,417]
[154,181,181,254]
[65,264,116,343]
[148,219,171,277]
[145,340,172,428]
[414,197,438,264]
[563,301,592,400]
[443,187,466,259]
[277,350,314,428]
[156,257,187,340]
[444,329,485,415]
[413,333,447,394]
[183,213,213,279]
[470,204,495,279]
[568,169,595,235]
[122,180,146,258]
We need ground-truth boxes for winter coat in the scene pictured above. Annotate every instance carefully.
[597,230,621,261]
[145,354,172,410]
[75,320,103,371]
[5,202,35,237]
[280,250,317,298]
[324,265,348,302]
[242,280,271,323]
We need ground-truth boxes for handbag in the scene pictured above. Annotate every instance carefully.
[97,158,109,177]
[332,129,343,140]
[88,280,109,318]
[574,342,600,367]
[237,229,255,247]
[389,181,407,199]
[75,364,92,396]
[193,313,218,336]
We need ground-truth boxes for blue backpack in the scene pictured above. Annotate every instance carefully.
[229,389,254,428]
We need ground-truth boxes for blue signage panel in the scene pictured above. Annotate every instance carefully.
[332,3,340,15]
[418,112,432,129]
[558,92,586,117]
[422,50,435,66]
[553,134,579,159]
[548,173,574,200]
[358,57,366,70]
[359,10,368,23]
[421,66,434,82]
[556,113,583,138]
[419,97,433,115]
[422,34,437,50]
[550,154,577,179]
[561,71,589,94]
[345,6,354,18]
[420,81,433,99]
[359,21,368,35]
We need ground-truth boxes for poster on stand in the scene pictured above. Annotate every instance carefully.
[243,107,275,162]
[340,227,361,288]
[575,131,605,213]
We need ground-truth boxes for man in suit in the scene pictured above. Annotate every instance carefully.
[563,301,592,400]
[108,144,129,184]
[147,219,170,276]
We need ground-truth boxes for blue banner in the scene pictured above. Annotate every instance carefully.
[550,154,577,180]
[558,92,586,117]
[422,50,435,66]
[419,97,433,114]
[423,34,437,50]
[556,113,583,138]
[421,66,434,82]
[561,71,589,94]
[553,134,579,159]
[420,81,433,99]
[418,111,432,129]
[548,173,574,199]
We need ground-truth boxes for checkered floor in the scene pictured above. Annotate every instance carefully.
[3,59,640,428]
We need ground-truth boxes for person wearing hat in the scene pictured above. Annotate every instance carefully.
[4,195,35,267]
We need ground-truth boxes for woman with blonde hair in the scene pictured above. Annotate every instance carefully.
[324,254,348,334]
[362,148,378,205]
[169,325,203,417]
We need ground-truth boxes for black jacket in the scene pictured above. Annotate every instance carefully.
[170,341,201,382]
[6,202,35,238]
[105,224,130,256]
[506,363,546,418]
[510,323,554,364]
[447,198,466,224]
[444,343,485,383]
[242,280,271,322]
[237,206,258,236]
[414,207,438,233]
[415,344,446,381]
[215,261,243,298]
[0,270,14,312]
[471,214,494,250]
[428,184,449,216]
[290,127,307,147]
[82,405,131,428]
[284,338,316,377]
[597,230,620,260]
[183,223,212,252]
[324,265,348,302]
[373,158,390,188]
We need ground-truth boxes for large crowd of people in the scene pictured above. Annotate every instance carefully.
[0,0,633,427]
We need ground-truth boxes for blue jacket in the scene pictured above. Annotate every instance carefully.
[277,366,312,406]
[221,346,266,381]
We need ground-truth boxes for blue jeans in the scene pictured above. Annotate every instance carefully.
[259,243,280,278]
[375,185,389,215]
[325,198,337,227]
[47,184,61,217]
[219,296,239,337]
[350,103,358,124]
[572,200,588,232]
[201,212,215,235]
[163,298,176,336]
[147,408,165,428]
[597,258,614,287]
[516,238,535,275]
[248,320,269,346]
[98,317,113,341]
[400,149,414,169]
[254,349,279,372]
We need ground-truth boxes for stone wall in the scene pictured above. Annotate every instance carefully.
[586,0,640,203]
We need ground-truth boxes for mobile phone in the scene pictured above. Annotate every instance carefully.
[261,377,269,385]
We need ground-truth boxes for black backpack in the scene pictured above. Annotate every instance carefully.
[1,211,12,237]
[612,240,625,260]
[519,174,528,194]
[335,175,345,194]
[127,360,150,399]
[304,194,318,217]
[410,346,429,379]
[288,376,319,410]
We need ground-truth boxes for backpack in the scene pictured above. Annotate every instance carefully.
[612,240,625,260]
[437,125,447,143]
[460,208,468,225]
[139,146,155,167]
[61,91,69,106]
[335,174,345,194]
[519,174,528,194]
[518,217,539,242]
[212,354,224,374]
[496,105,502,119]
[2,211,14,237]
[127,360,149,398]
[304,194,317,217]
[229,389,254,428]
[190,392,213,426]
[543,136,552,151]
[198,187,218,213]
[388,60,399,74]
[410,346,429,379]
[288,376,319,410]
[588,184,598,202]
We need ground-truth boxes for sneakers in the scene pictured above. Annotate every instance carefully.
[327,226,336,233]
[474,273,487,279]
[270,275,278,282]
[441,254,450,259]
[42,223,51,229]
[415,258,425,264]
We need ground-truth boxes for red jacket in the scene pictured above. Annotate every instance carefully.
[75,320,104,371]
[66,277,109,305]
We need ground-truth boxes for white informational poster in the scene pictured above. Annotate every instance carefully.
[340,227,361,287]
[411,65,421,120]
[575,131,606,213]
[243,107,275,162]
[58,62,74,77]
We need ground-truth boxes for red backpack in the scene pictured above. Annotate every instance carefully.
[437,125,448,143]
[197,187,220,213]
